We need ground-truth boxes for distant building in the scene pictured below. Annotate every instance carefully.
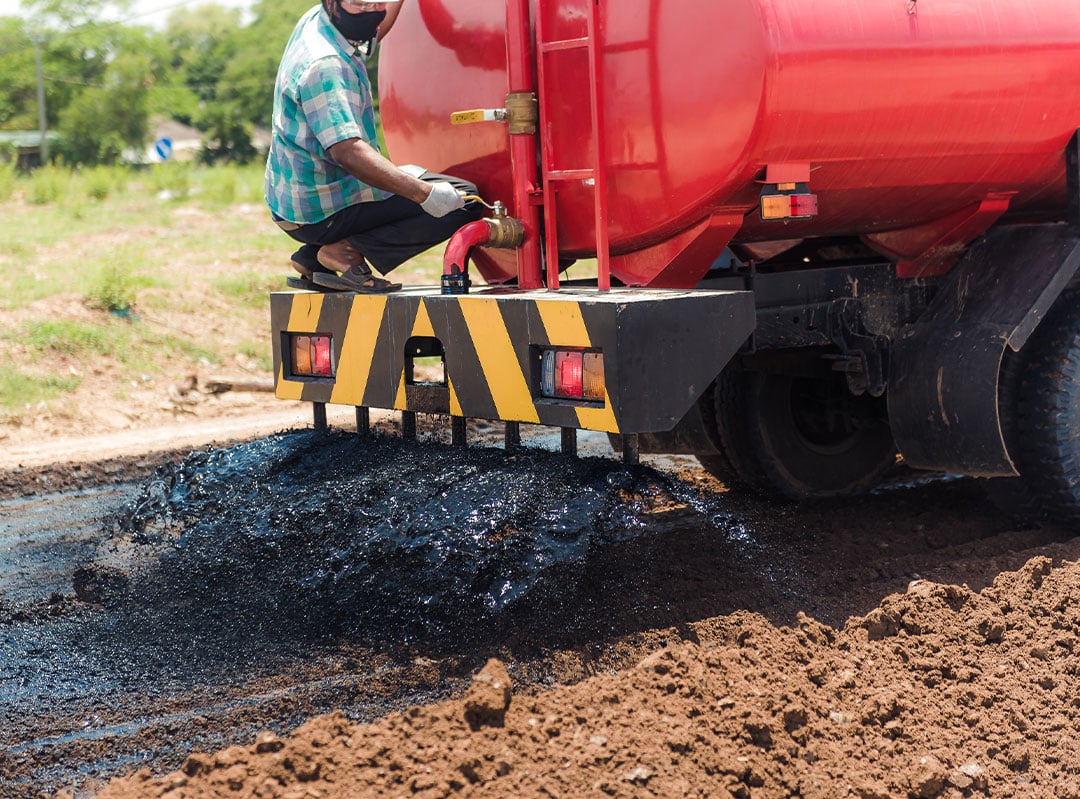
[0,130,61,169]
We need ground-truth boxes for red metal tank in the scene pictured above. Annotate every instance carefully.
[379,0,1080,287]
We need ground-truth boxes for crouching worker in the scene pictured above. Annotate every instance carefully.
[265,0,482,293]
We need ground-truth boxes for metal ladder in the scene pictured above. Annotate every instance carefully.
[534,0,611,291]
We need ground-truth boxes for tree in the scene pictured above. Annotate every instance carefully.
[0,17,40,130]
[197,102,256,165]
[58,47,153,164]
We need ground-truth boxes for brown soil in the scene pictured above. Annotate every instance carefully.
[4,367,1079,799]
[99,556,1080,799]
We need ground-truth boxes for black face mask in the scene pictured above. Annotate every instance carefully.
[329,6,386,43]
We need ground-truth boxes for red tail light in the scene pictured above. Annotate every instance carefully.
[290,334,335,377]
[556,351,584,397]
[540,349,605,402]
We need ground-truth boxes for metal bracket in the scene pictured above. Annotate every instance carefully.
[827,300,889,397]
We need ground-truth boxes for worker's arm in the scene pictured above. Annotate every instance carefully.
[328,137,429,202]
[378,1,403,40]
[327,137,463,216]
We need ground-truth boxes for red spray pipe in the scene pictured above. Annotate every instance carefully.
[441,220,491,294]
[504,0,543,290]
[442,216,526,294]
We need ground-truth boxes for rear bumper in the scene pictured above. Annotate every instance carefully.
[271,287,754,434]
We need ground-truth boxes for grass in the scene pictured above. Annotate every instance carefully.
[22,318,118,357]
[0,157,17,202]
[11,316,219,368]
[212,270,283,309]
[195,164,265,208]
[0,160,454,431]
[84,262,161,313]
[0,370,82,411]
[238,340,274,372]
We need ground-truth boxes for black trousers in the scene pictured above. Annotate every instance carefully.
[280,172,483,275]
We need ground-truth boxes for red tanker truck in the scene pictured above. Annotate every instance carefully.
[271,0,1080,519]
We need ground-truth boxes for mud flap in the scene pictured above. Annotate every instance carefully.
[889,224,1080,476]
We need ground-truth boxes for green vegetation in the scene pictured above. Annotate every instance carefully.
[0,161,447,428]
[84,262,159,313]
[0,155,17,201]
[0,370,81,410]
[10,316,218,368]
[0,0,319,166]
[25,165,69,205]
[212,270,282,309]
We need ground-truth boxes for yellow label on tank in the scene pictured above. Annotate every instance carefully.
[451,109,488,125]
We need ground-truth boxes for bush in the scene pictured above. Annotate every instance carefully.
[81,165,126,201]
[85,263,140,313]
[147,161,192,200]
[0,153,18,203]
[25,166,69,205]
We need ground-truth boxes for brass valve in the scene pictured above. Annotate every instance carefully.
[450,92,538,136]
[483,216,525,249]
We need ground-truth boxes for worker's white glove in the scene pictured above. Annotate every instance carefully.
[420,181,465,218]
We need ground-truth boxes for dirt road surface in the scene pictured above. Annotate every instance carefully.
[2,416,1079,799]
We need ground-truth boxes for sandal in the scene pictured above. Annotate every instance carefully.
[288,245,337,290]
[313,265,402,293]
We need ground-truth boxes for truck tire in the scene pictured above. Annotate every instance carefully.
[1009,291,1080,523]
[701,365,897,500]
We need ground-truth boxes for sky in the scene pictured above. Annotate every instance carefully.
[0,0,248,28]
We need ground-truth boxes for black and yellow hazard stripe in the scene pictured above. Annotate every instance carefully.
[271,286,755,435]
[272,289,621,432]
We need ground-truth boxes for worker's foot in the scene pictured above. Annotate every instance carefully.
[313,264,401,293]
[287,245,336,290]
[315,239,365,273]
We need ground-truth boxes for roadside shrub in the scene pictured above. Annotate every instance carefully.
[195,163,264,207]
[25,166,69,205]
[0,155,18,202]
[82,165,126,201]
[85,263,140,313]
[147,161,191,200]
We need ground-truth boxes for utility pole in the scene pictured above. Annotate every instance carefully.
[33,35,48,164]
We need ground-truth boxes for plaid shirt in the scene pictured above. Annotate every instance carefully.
[264,5,391,224]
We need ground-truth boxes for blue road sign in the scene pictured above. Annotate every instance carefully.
[154,137,173,161]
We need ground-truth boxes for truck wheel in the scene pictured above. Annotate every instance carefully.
[1009,291,1080,523]
[702,366,897,500]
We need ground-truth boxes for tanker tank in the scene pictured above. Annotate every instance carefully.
[379,0,1080,287]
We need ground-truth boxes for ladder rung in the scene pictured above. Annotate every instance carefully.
[606,40,649,54]
[546,169,595,181]
[541,37,589,53]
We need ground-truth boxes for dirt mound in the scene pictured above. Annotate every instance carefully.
[100,555,1080,799]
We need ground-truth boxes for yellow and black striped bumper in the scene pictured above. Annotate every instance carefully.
[271,287,753,434]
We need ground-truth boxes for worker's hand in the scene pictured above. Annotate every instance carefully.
[420,182,465,218]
